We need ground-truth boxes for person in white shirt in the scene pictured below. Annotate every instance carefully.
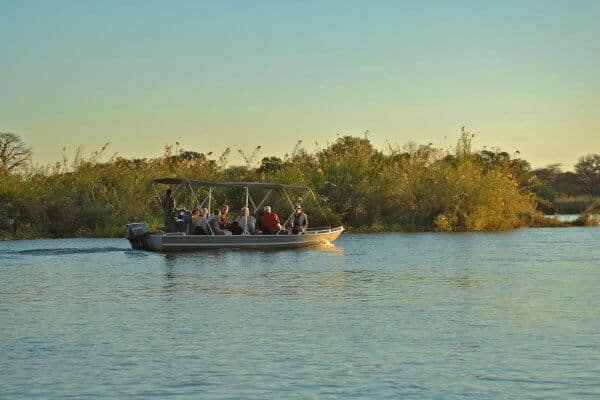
[234,207,257,234]
[193,208,210,235]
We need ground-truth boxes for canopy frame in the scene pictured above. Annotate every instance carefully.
[151,178,330,235]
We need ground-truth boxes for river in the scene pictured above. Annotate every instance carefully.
[1,228,600,399]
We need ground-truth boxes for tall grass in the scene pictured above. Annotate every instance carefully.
[0,132,545,239]
[553,195,600,214]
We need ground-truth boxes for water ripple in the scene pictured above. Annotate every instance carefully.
[8,246,128,256]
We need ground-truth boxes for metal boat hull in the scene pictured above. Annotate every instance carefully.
[131,226,344,251]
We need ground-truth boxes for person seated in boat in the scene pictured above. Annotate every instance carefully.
[189,209,200,234]
[193,208,210,235]
[191,209,200,223]
[228,220,242,235]
[260,206,284,235]
[234,206,257,234]
[162,188,176,231]
[287,204,308,234]
[217,204,230,229]
[209,208,231,235]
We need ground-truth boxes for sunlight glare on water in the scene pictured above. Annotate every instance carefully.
[1,229,600,399]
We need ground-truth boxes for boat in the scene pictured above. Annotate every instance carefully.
[126,178,344,251]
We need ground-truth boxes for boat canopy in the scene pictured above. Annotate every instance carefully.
[151,177,310,191]
[150,177,330,231]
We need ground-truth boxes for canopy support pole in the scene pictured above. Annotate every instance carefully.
[302,189,311,204]
[206,187,215,235]
[279,188,297,234]
[172,182,183,198]
[282,210,295,233]
[282,187,295,209]
[151,183,163,210]
[310,189,331,227]
[242,186,250,235]
[254,189,273,213]
[187,180,202,209]
[198,192,210,209]
[247,193,257,214]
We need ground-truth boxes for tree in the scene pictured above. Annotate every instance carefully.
[533,164,563,183]
[320,135,375,159]
[575,154,600,195]
[259,156,283,174]
[0,133,32,174]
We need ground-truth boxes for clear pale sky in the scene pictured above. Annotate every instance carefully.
[1,0,599,169]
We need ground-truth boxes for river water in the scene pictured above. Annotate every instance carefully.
[1,229,600,399]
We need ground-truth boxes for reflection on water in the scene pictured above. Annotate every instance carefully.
[1,230,600,399]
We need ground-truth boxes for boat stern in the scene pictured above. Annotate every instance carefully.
[126,222,150,250]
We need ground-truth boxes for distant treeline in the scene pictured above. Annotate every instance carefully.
[1,130,599,239]
[532,156,600,213]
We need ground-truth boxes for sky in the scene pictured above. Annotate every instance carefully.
[1,0,599,169]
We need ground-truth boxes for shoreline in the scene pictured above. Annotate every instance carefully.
[2,217,598,241]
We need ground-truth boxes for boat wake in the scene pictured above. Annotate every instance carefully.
[6,247,129,256]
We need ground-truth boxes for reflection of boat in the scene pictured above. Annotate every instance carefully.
[126,178,344,251]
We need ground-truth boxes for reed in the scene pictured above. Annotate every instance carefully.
[554,195,600,214]
[573,199,600,226]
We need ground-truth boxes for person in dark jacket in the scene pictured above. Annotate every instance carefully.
[162,188,175,231]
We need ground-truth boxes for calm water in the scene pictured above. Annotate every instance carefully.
[1,229,600,399]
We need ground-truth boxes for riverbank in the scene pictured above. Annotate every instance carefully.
[2,133,600,239]
[2,215,598,241]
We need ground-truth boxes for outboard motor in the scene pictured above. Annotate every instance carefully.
[175,210,192,234]
[126,222,149,250]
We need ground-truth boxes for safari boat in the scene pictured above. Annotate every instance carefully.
[126,178,344,251]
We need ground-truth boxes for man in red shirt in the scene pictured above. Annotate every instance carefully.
[260,206,282,234]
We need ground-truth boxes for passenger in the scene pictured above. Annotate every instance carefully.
[193,209,210,235]
[188,209,200,234]
[209,208,231,235]
[217,204,230,229]
[235,207,257,234]
[229,220,242,235]
[287,204,308,234]
[162,188,176,231]
[191,209,200,224]
[260,206,283,235]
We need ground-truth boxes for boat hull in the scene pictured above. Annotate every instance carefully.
[129,226,344,251]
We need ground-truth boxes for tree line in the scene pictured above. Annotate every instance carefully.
[532,156,600,213]
[0,130,598,239]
